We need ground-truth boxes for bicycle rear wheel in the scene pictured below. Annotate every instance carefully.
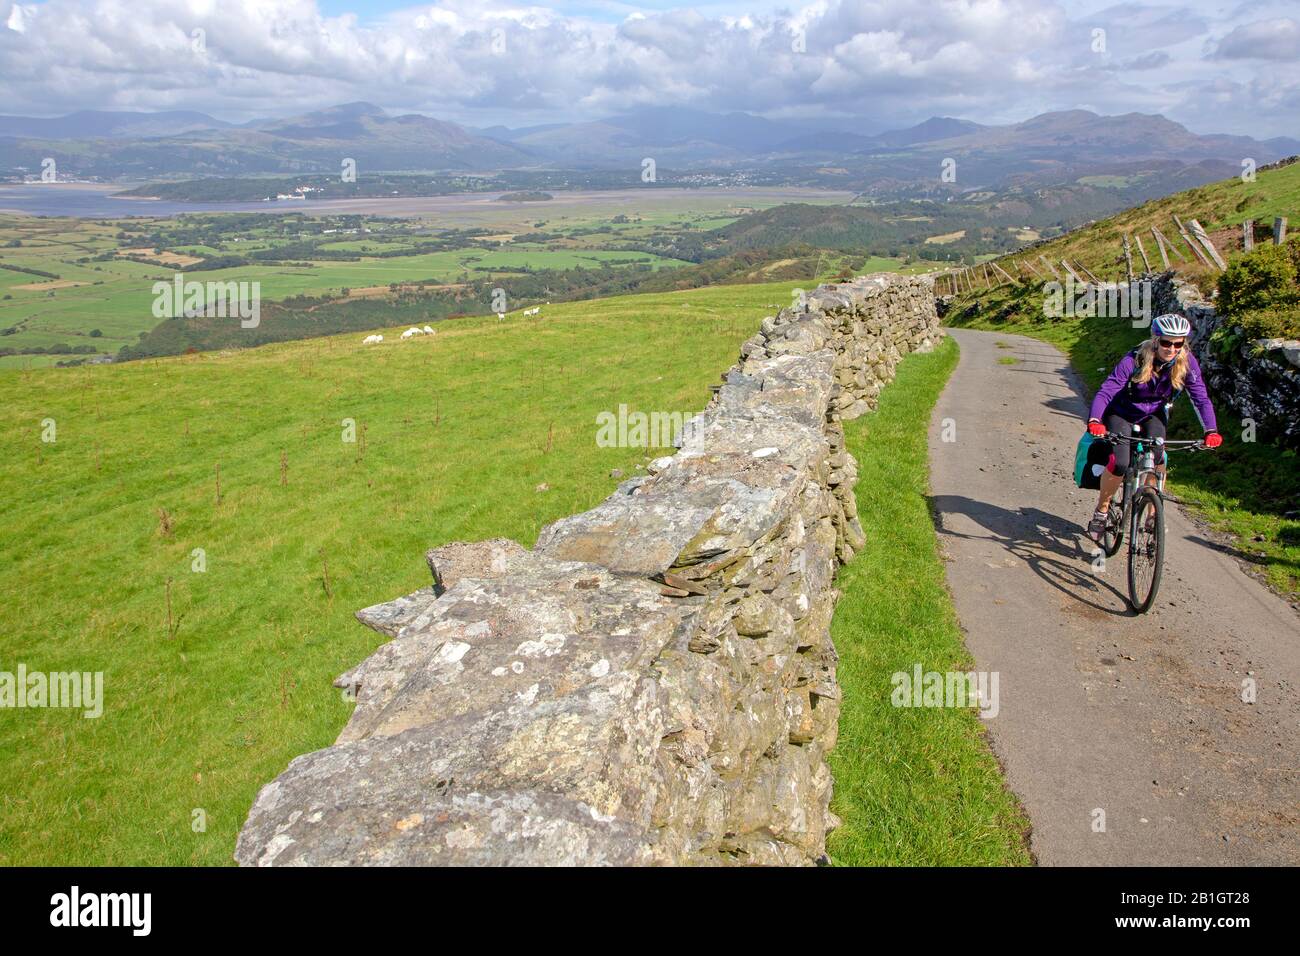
[1127,488,1164,613]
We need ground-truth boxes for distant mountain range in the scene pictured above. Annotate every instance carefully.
[0,109,230,140]
[1,102,1296,192]
[474,107,887,165]
[900,109,1300,164]
[0,103,531,178]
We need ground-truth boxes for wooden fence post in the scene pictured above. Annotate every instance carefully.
[1154,226,1175,267]
[1134,232,1152,272]
[1188,219,1226,270]
[1275,216,1288,245]
[991,261,1016,284]
[1173,214,1210,266]
[1243,219,1254,252]
[1060,260,1085,285]
[1151,226,1181,265]
[1123,234,1134,281]
[1074,260,1102,284]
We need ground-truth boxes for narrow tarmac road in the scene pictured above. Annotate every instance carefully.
[929,328,1298,866]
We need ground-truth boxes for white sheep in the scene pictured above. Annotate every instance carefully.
[400,328,416,339]
[422,325,434,334]
[362,334,383,344]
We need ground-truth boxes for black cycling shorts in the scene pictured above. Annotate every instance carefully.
[1103,410,1167,475]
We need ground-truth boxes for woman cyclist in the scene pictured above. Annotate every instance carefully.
[1085,313,1222,542]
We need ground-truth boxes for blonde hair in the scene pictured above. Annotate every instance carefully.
[1131,337,1188,390]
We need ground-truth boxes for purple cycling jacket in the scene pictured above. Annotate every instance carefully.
[1089,348,1217,432]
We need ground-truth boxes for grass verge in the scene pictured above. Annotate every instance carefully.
[827,335,1033,866]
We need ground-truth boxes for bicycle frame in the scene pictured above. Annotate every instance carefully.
[1098,424,1206,612]
[1106,427,1204,506]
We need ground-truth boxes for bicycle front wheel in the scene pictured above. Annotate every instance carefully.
[1127,488,1165,613]
[1102,482,1125,557]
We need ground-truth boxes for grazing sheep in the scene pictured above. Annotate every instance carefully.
[422,325,434,334]
[400,328,416,339]
[523,307,541,317]
[362,334,383,344]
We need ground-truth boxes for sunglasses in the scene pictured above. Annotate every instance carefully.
[1157,338,1185,350]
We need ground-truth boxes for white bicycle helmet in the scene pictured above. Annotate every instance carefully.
[1151,313,1191,337]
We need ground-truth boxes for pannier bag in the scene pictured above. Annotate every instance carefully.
[1073,432,1112,490]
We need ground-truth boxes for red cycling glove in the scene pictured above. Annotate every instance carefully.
[1087,420,1106,437]
[1204,431,1223,448]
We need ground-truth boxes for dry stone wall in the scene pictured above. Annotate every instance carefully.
[235,274,943,866]
[1152,272,1300,449]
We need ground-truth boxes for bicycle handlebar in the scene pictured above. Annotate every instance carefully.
[1102,431,1206,450]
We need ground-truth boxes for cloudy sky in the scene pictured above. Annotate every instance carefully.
[1,0,1297,136]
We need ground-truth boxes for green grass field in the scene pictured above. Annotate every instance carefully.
[827,336,1032,866]
[0,280,806,866]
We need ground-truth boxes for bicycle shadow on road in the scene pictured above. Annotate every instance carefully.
[1042,394,1086,420]
[986,393,1081,423]
[928,494,1133,616]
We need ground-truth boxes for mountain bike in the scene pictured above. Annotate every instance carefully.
[1097,426,1207,613]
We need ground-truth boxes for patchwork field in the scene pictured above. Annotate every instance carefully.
[0,213,698,367]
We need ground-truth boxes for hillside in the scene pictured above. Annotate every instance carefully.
[982,157,1300,287]
[689,166,1256,262]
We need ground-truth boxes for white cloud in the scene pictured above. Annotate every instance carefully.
[1212,17,1300,61]
[0,0,1293,137]
[1119,50,1171,70]
[6,3,28,32]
